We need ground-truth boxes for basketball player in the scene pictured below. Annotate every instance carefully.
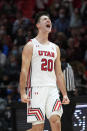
[20,11,70,131]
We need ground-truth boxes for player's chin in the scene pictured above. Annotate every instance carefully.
[48,28,51,33]
[45,28,51,33]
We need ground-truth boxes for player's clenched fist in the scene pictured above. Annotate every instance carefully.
[21,94,30,103]
[62,95,70,105]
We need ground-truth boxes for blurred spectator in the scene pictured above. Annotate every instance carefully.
[61,48,76,94]
[72,0,82,8]
[0,24,6,34]
[0,51,7,66]
[6,84,18,104]
[0,96,13,131]
[11,45,19,57]
[6,84,14,104]
[81,0,87,25]
[0,0,4,10]
[60,49,76,131]
[12,11,31,34]
[84,50,87,62]
[25,27,35,42]
[0,73,10,98]
[1,0,17,17]
[53,7,70,34]
[0,25,11,66]
[5,54,20,83]
[0,24,13,50]
[36,0,54,11]
[0,97,7,111]
[49,30,58,43]
[71,61,87,95]
[2,74,10,86]
[13,28,26,47]
[36,0,47,10]
[66,37,82,61]
[0,13,12,35]
[55,32,67,49]
[49,1,60,23]
[66,37,75,61]
[70,27,80,38]
[84,31,87,61]
[73,38,82,61]
[2,33,12,54]
[69,0,82,28]
[0,25,6,47]
[61,0,70,18]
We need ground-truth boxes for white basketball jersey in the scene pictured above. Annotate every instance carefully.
[30,38,57,87]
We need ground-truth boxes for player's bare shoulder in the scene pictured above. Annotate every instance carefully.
[22,40,33,56]
[50,41,60,55]
[55,44,60,53]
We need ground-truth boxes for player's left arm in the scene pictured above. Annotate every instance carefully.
[55,45,70,104]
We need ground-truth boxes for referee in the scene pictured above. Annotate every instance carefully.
[60,49,76,131]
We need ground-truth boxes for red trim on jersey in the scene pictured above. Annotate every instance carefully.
[27,39,32,99]
[27,67,31,98]
[28,39,32,42]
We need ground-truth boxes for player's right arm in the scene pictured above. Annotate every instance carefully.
[19,41,33,103]
[55,45,70,104]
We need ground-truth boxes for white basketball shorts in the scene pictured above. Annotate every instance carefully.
[27,86,63,125]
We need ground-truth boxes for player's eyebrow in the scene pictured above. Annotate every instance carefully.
[43,17,50,21]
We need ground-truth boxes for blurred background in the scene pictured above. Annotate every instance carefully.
[0,0,87,131]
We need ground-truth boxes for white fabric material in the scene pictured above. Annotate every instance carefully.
[27,86,63,124]
[30,38,57,87]
[63,63,75,91]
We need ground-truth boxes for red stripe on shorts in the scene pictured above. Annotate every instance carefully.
[29,109,44,120]
[53,100,61,111]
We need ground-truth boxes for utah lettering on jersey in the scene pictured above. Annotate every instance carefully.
[38,50,54,57]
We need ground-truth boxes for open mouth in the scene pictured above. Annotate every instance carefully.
[46,24,51,28]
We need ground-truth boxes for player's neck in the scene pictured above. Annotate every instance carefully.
[36,32,49,45]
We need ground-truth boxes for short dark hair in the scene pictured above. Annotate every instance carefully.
[34,11,50,25]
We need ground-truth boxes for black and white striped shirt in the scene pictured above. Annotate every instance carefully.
[62,63,75,92]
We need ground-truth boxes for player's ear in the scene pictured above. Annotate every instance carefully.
[36,23,40,29]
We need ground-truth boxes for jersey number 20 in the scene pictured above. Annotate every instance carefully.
[41,58,53,71]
